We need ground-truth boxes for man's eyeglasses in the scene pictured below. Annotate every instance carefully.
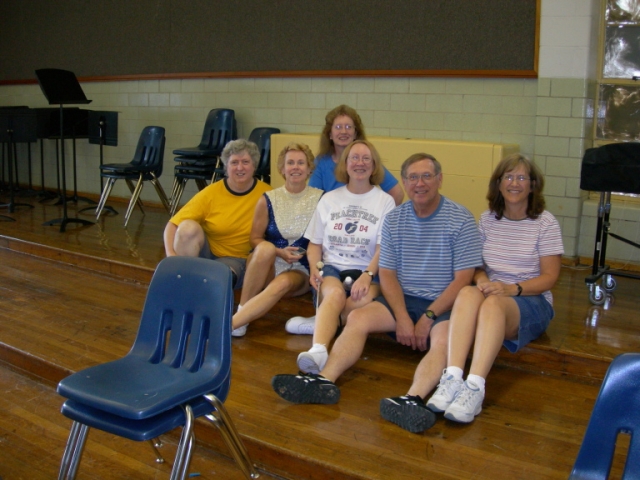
[404,173,437,184]
[501,174,530,183]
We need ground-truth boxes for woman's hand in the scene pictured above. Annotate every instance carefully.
[309,267,323,290]
[477,280,515,297]
[279,246,304,264]
[349,273,371,301]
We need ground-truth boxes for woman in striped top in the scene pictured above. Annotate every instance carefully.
[425,153,564,425]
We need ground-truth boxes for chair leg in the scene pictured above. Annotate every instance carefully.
[170,404,195,480]
[95,178,116,220]
[150,173,171,213]
[195,178,208,190]
[58,421,89,480]
[204,394,260,479]
[147,438,165,464]
[170,179,187,217]
[124,176,145,227]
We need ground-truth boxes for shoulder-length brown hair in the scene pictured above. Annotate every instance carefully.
[334,140,385,186]
[487,153,545,220]
[317,105,367,157]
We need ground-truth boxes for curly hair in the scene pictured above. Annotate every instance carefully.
[334,140,385,186]
[220,139,260,175]
[276,142,315,179]
[487,153,546,220]
[317,105,366,157]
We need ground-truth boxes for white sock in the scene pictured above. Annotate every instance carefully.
[445,366,464,380]
[467,374,485,391]
[309,343,327,354]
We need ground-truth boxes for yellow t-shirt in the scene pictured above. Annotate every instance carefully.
[170,179,272,258]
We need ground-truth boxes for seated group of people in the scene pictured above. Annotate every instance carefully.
[163,105,564,434]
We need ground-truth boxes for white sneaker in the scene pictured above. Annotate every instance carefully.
[426,370,464,412]
[231,324,248,337]
[285,316,315,335]
[443,380,484,423]
[297,348,328,374]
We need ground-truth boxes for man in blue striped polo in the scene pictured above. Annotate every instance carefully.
[272,153,482,408]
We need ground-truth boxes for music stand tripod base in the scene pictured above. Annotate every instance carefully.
[43,216,94,233]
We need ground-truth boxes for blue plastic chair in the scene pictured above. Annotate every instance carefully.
[95,126,170,227]
[56,256,258,480]
[250,127,280,184]
[569,353,640,479]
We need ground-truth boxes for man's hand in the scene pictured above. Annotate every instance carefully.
[396,314,416,349]
[414,314,434,351]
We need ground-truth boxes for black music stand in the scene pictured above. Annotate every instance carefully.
[35,68,94,232]
[0,110,37,221]
[79,111,118,215]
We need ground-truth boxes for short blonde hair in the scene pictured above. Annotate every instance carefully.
[276,142,315,179]
[334,140,385,186]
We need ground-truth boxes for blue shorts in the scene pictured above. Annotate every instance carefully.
[375,293,451,341]
[320,265,379,298]
[199,243,246,289]
[504,295,554,353]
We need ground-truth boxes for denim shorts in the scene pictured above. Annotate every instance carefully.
[504,294,554,353]
[199,243,246,289]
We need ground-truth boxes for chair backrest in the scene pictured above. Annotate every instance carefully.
[570,353,640,479]
[130,126,166,176]
[249,127,280,181]
[131,256,233,394]
[198,108,236,153]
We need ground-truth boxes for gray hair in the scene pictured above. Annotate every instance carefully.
[401,153,442,179]
[220,139,260,172]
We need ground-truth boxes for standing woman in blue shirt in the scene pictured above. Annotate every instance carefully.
[309,105,404,206]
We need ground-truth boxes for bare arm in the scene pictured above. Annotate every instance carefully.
[478,255,562,297]
[379,267,417,349]
[349,244,381,301]
[387,184,405,206]
[249,196,269,249]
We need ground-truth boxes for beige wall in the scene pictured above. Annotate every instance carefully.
[1,73,638,265]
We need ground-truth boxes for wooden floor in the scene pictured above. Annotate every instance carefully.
[0,191,639,479]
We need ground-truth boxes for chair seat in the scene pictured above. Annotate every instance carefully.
[58,355,229,420]
[172,147,222,157]
[174,156,219,166]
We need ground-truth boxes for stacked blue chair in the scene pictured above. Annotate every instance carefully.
[569,353,640,479]
[170,109,236,215]
[95,126,170,227]
[56,256,259,479]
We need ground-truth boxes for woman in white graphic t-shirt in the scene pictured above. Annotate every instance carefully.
[293,139,396,375]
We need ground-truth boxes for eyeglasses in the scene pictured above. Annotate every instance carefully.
[404,173,437,184]
[347,154,372,164]
[501,174,530,183]
[333,124,354,131]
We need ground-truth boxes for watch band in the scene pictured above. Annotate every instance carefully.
[363,270,374,277]
[425,309,437,321]
[515,283,523,296]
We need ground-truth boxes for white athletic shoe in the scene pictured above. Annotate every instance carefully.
[297,347,328,374]
[426,370,464,412]
[443,380,484,423]
[285,316,316,335]
[231,324,248,337]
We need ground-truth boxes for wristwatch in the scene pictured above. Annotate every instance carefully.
[363,270,374,277]
[515,283,523,296]
[425,309,437,321]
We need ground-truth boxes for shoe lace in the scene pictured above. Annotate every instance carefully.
[454,385,480,408]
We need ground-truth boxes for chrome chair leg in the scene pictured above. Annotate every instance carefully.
[204,394,260,479]
[170,179,187,217]
[124,176,145,227]
[95,178,116,220]
[58,421,89,480]
[147,438,165,464]
[170,404,195,480]
[150,173,171,213]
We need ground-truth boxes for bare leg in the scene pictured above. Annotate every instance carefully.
[312,277,348,347]
[468,295,520,379]
[233,270,309,329]
[446,286,486,370]
[320,301,396,383]
[406,320,449,399]
[340,284,381,323]
[173,219,206,257]
[238,242,277,307]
